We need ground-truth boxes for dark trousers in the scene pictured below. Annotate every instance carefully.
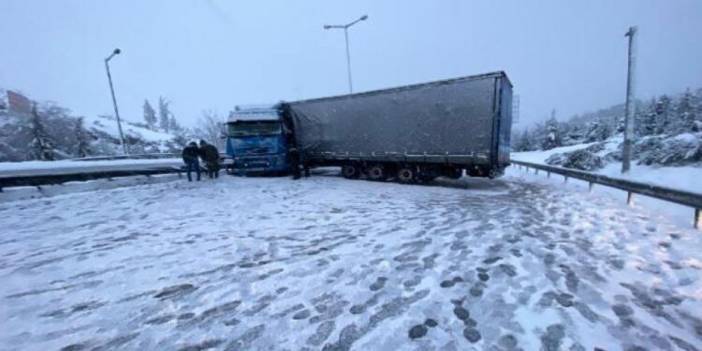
[290,152,301,180]
[185,160,201,181]
[206,162,219,179]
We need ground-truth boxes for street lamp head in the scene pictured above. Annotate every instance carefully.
[113,48,121,55]
[360,15,368,21]
[323,25,332,30]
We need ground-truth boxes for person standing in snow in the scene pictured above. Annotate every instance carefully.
[182,141,201,182]
[199,140,220,179]
[288,146,301,180]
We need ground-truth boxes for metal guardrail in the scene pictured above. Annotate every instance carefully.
[0,166,183,190]
[0,152,234,190]
[71,153,178,161]
[71,152,229,162]
[511,160,702,229]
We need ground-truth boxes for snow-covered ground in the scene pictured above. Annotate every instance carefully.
[512,144,702,228]
[1,171,701,350]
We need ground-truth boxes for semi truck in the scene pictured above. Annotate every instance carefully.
[225,106,289,175]
[227,71,513,182]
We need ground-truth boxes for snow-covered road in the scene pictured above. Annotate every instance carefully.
[1,171,701,350]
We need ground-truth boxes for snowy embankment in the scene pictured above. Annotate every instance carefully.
[83,114,181,154]
[1,173,701,350]
[512,138,702,194]
[512,144,702,227]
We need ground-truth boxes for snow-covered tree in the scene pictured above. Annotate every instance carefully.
[169,114,181,133]
[693,88,702,131]
[29,104,56,161]
[583,119,612,143]
[194,110,226,150]
[74,117,92,157]
[143,99,157,129]
[158,96,170,133]
[674,89,697,133]
[513,128,534,152]
[654,95,672,134]
[635,99,657,136]
[541,115,562,150]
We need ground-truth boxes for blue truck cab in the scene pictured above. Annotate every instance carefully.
[225,106,289,175]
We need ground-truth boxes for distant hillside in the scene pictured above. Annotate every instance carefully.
[512,88,702,169]
[0,89,189,162]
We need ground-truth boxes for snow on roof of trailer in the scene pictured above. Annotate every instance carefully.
[228,104,279,122]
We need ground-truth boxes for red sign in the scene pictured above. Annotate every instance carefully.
[7,90,32,115]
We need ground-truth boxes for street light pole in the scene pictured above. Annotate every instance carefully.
[324,15,368,94]
[622,26,637,174]
[344,28,353,93]
[104,48,128,155]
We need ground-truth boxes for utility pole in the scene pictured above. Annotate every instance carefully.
[324,15,368,94]
[622,26,637,173]
[104,48,128,155]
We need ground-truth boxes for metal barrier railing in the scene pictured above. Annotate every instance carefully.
[71,152,229,162]
[511,160,702,229]
[0,166,183,190]
[71,153,178,161]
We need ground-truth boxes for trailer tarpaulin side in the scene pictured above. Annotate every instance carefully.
[284,71,512,169]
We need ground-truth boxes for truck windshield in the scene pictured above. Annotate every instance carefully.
[228,121,281,137]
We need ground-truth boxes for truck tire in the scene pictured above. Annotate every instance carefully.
[416,175,436,183]
[397,167,415,183]
[445,167,463,179]
[342,165,360,179]
[367,165,386,181]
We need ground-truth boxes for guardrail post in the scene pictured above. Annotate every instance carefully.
[695,208,701,229]
[588,182,593,192]
[564,176,568,183]
[627,192,633,206]
[547,171,550,178]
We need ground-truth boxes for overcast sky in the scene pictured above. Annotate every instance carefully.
[1,0,701,128]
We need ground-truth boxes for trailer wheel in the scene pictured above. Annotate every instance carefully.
[445,167,463,179]
[342,165,360,179]
[397,167,415,183]
[367,165,386,181]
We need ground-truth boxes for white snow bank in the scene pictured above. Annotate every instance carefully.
[512,137,702,194]
[84,115,175,143]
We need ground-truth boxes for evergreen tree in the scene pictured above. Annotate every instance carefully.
[584,119,612,142]
[655,95,672,134]
[514,129,533,151]
[74,117,91,157]
[143,99,157,129]
[636,99,657,136]
[675,89,697,133]
[169,114,181,133]
[693,88,702,131]
[541,115,562,150]
[158,96,170,132]
[29,104,56,161]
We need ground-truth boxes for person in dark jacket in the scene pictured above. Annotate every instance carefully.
[199,140,220,179]
[182,142,201,182]
[289,146,301,180]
